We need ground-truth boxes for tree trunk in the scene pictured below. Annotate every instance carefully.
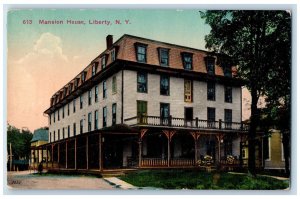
[282,130,290,176]
[248,88,259,176]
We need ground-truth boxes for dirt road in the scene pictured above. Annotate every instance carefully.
[7,171,116,190]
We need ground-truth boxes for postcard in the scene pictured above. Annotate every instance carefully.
[6,8,292,192]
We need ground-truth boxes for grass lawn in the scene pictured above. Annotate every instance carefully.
[120,170,289,190]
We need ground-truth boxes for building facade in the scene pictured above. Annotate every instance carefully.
[34,34,262,172]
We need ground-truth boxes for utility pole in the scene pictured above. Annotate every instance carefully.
[9,142,13,171]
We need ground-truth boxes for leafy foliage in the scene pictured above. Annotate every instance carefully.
[7,124,33,160]
[120,170,289,190]
[200,10,291,175]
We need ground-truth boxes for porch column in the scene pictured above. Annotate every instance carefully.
[98,133,103,171]
[168,138,171,167]
[51,144,54,168]
[190,132,200,166]
[58,143,60,168]
[162,130,176,167]
[46,146,48,169]
[216,134,224,164]
[138,139,142,167]
[65,141,68,169]
[37,147,40,166]
[86,135,89,170]
[139,129,148,167]
[75,137,77,170]
[99,133,103,171]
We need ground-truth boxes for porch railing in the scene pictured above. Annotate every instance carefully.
[141,158,167,167]
[170,158,195,166]
[124,115,249,131]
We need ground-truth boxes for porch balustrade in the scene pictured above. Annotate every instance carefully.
[124,115,249,131]
[141,158,167,167]
[170,158,195,166]
[141,158,195,167]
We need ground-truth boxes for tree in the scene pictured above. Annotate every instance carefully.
[7,124,33,160]
[200,10,291,176]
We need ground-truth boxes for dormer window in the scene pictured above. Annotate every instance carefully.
[135,43,147,63]
[181,52,193,70]
[101,56,106,69]
[81,72,87,83]
[68,83,73,94]
[92,62,98,76]
[224,65,232,77]
[158,48,169,66]
[111,49,116,62]
[205,57,215,75]
[74,78,79,89]
[63,88,67,97]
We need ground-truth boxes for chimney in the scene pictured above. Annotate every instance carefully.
[106,35,113,49]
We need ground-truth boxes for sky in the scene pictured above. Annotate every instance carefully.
[7,9,252,132]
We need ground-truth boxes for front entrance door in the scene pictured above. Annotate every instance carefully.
[160,103,170,125]
[103,136,123,169]
[185,107,193,126]
[137,100,147,124]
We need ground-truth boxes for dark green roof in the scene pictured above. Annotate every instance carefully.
[31,128,48,142]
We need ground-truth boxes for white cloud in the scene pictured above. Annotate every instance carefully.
[14,32,68,64]
[7,32,85,131]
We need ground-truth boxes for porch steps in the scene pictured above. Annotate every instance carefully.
[101,169,138,178]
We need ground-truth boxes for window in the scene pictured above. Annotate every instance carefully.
[94,110,98,130]
[111,49,116,62]
[103,80,107,98]
[49,114,51,125]
[101,56,106,69]
[224,138,233,156]
[58,129,60,140]
[88,90,92,105]
[88,112,92,132]
[224,65,232,77]
[95,85,99,102]
[69,83,73,94]
[206,58,215,75]
[92,62,98,76]
[80,119,83,134]
[135,44,147,63]
[73,99,76,113]
[53,131,55,141]
[62,106,65,118]
[158,48,169,66]
[137,72,147,93]
[81,72,86,83]
[182,53,193,70]
[103,107,107,127]
[225,86,232,103]
[160,75,170,96]
[74,78,79,89]
[224,109,232,129]
[58,109,60,121]
[64,88,67,97]
[160,103,170,125]
[207,81,216,101]
[73,123,76,136]
[68,125,70,138]
[137,101,147,124]
[207,107,216,128]
[112,76,117,94]
[67,103,70,116]
[62,128,65,139]
[185,107,193,126]
[49,132,52,142]
[80,95,83,109]
[184,80,193,102]
[112,103,117,125]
